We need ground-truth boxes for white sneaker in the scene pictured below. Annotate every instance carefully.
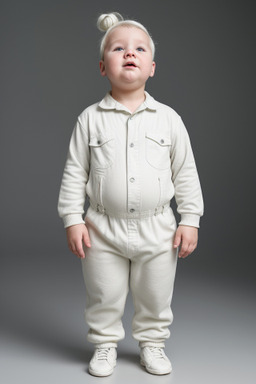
[89,347,117,377]
[140,346,172,375]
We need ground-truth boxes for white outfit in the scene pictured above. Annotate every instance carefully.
[58,91,204,346]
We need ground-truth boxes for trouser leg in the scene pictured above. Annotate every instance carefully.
[81,210,130,345]
[130,208,178,346]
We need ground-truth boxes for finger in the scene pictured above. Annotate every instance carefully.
[182,241,197,258]
[173,233,181,249]
[69,242,82,258]
[76,245,85,259]
[184,245,195,258]
[179,243,189,258]
[83,232,91,248]
[68,243,76,253]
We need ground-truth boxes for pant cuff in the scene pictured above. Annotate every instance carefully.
[139,341,165,348]
[94,342,118,348]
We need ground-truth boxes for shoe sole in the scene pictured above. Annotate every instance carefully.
[140,359,172,375]
[88,368,113,377]
[89,362,116,377]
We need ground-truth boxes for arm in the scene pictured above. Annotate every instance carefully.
[171,116,203,257]
[171,116,204,228]
[57,116,90,228]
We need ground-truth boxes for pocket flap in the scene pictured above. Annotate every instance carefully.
[145,133,171,146]
[89,135,113,147]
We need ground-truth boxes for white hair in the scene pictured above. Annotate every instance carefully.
[97,12,155,60]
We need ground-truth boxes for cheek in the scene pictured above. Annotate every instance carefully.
[105,57,117,69]
[144,63,154,76]
[109,61,121,75]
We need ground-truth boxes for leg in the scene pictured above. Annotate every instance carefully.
[81,210,130,345]
[130,208,178,345]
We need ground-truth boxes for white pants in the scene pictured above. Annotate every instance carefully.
[81,204,178,348]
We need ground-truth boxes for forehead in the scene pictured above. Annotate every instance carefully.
[106,26,151,46]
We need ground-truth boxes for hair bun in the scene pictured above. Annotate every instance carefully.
[97,12,123,32]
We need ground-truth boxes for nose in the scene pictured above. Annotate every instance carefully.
[124,49,136,58]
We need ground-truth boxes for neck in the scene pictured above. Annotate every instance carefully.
[110,86,146,113]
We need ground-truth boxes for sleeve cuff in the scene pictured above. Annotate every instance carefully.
[179,214,201,228]
[63,214,85,228]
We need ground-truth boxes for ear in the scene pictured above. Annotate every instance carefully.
[149,61,156,78]
[99,60,106,77]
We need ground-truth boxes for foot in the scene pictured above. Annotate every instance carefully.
[89,347,117,377]
[140,346,172,375]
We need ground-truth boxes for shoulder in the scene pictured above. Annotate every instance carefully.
[149,97,184,135]
[149,96,190,141]
[77,100,102,124]
[146,92,182,124]
[154,98,182,122]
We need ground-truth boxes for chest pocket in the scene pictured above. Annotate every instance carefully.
[89,134,115,169]
[145,133,171,170]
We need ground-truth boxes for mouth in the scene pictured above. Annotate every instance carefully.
[123,62,137,68]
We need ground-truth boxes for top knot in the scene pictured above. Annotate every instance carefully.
[97,12,124,32]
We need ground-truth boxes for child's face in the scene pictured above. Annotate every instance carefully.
[99,26,156,92]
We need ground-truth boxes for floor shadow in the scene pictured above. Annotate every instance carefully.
[1,302,140,365]
[118,350,140,365]
[2,323,92,363]
[1,302,92,363]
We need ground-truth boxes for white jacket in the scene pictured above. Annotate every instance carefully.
[58,91,204,228]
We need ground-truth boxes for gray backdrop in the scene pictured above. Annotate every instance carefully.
[1,1,255,383]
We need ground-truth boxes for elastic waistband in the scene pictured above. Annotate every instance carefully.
[90,202,170,219]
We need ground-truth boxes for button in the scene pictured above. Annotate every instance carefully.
[129,177,135,183]
[160,139,164,144]
[130,143,134,147]
[97,140,101,145]
[130,208,135,213]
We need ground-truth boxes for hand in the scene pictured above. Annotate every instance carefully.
[66,223,91,259]
[173,225,198,258]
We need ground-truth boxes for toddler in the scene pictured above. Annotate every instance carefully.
[58,12,204,377]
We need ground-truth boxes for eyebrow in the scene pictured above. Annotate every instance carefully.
[108,37,149,46]
[111,39,147,44]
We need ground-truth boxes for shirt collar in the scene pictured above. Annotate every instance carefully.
[98,91,157,113]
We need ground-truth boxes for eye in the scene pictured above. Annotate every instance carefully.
[114,47,124,51]
[137,47,145,52]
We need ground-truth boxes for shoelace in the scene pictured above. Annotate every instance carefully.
[96,348,111,360]
[149,347,165,360]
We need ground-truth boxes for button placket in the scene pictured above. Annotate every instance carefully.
[127,115,140,214]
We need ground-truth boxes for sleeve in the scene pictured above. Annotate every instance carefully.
[171,117,204,228]
[57,116,90,228]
